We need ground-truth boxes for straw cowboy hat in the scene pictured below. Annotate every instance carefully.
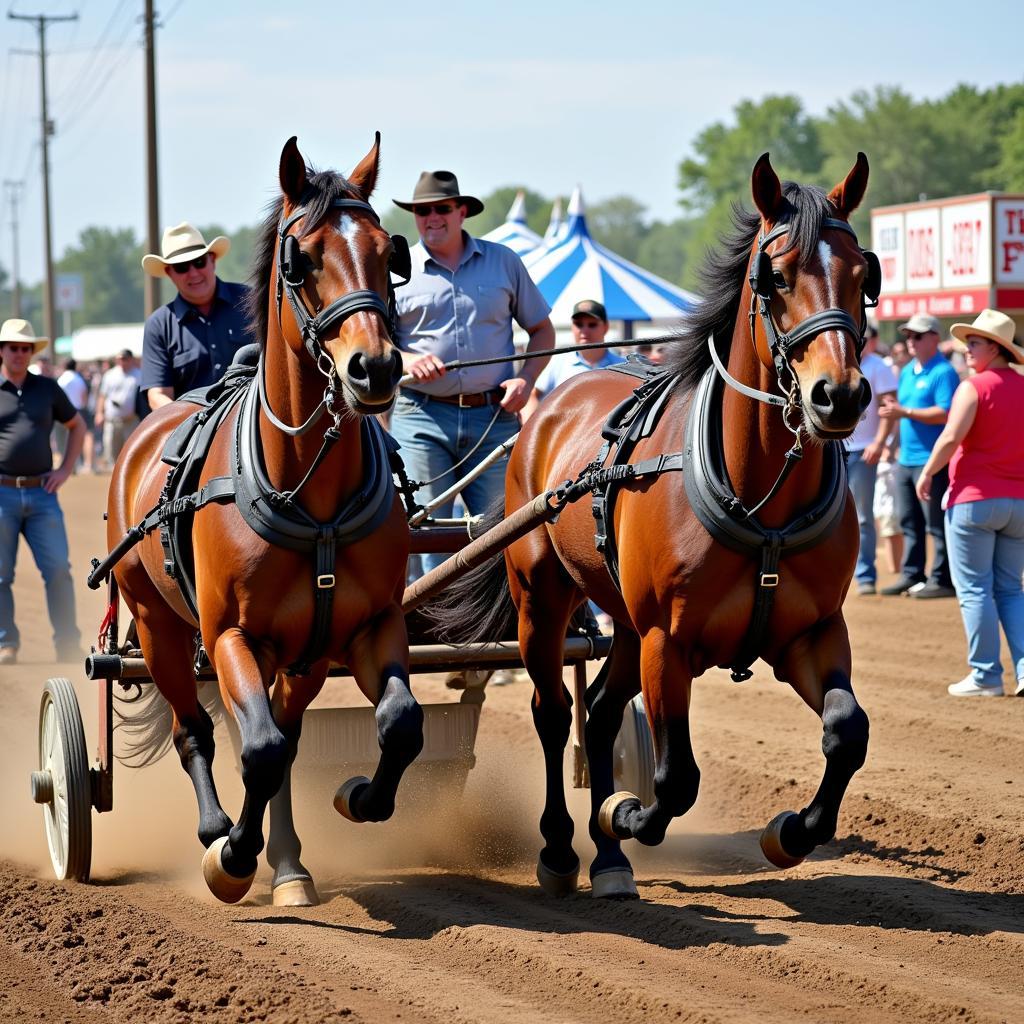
[141,222,230,278]
[0,318,49,353]
[950,308,1024,364]
[393,170,484,217]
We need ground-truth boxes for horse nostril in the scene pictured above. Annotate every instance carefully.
[810,376,832,410]
[389,349,402,385]
[346,351,370,385]
[857,376,872,413]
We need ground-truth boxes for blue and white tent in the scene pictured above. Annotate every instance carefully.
[540,196,566,246]
[481,190,542,257]
[525,186,698,330]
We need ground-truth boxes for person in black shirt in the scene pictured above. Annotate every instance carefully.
[0,319,85,664]
[140,223,252,408]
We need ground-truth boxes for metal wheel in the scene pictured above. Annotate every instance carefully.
[612,693,656,807]
[32,677,92,881]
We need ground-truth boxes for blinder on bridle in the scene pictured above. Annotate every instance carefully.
[747,216,880,385]
[275,197,410,368]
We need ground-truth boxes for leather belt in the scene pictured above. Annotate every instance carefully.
[413,387,505,408]
[0,475,45,488]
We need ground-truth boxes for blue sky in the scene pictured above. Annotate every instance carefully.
[1,0,1021,280]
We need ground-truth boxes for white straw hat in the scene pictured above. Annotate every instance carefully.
[950,308,1024,364]
[0,318,49,353]
[141,222,230,278]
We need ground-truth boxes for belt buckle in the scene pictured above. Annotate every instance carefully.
[15,476,29,489]
[458,392,472,408]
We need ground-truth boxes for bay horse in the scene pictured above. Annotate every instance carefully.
[108,136,421,905]
[430,154,876,898]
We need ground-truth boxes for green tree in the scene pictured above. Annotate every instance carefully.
[198,222,259,288]
[56,227,143,327]
[588,196,648,264]
[995,107,1024,190]
[635,219,697,290]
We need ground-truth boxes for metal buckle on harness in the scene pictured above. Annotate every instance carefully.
[316,573,336,589]
[760,572,780,588]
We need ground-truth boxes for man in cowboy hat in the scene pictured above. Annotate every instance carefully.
[389,169,554,584]
[0,319,86,665]
[140,222,253,408]
[878,312,961,599]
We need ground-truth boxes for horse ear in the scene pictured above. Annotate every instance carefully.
[279,136,307,204]
[828,152,870,218]
[348,131,381,201]
[751,153,783,222]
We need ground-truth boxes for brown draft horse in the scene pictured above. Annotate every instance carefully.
[432,154,874,899]
[109,137,420,905]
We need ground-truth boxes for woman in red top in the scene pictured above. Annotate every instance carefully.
[917,309,1024,697]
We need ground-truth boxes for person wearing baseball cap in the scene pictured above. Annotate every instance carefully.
[140,222,253,409]
[522,299,623,420]
[0,319,85,665]
[878,311,960,597]
[912,309,1024,695]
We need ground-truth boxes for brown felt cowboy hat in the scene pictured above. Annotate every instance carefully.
[0,318,49,353]
[141,222,230,278]
[393,171,484,217]
[950,308,1024,364]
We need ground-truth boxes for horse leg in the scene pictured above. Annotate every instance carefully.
[202,627,286,904]
[599,628,701,852]
[583,624,642,898]
[519,586,581,897]
[133,608,233,848]
[334,604,423,824]
[266,672,325,907]
[762,614,868,867]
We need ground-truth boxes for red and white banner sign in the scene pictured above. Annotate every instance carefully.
[995,198,1024,284]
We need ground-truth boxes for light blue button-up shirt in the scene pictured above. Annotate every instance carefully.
[395,233,550,398]
[533,348,625,399]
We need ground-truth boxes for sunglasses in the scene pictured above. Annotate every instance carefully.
[167,253,209,274]
[413,203,457,217]
[2,344,35,354]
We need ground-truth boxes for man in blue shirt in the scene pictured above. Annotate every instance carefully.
[878,313,961,598]
[522,299,624,419]
[390,171,554,574]
[140,223,252,408]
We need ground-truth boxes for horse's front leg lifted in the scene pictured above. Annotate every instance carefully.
[764,615,869,867]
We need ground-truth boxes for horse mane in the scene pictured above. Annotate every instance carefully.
[662,180,838,393]
[245,165,362,348]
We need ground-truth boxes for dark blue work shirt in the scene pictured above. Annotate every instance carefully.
[141,279,254,398]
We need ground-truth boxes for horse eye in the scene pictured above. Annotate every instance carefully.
[772,270,788,290]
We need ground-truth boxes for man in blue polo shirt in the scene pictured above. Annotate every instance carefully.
[140,223,252,408]
[878,313,961,598]
[522,299,623,419]
[390,170,554,574]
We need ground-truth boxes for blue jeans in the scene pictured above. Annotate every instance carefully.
[946,498,1024,688]
[893,461,951,587]
[0,485,80,651]
[389,391,520,574]
[847,450,879,585]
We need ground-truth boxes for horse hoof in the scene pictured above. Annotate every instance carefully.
[272,877,320,907]
[598,790,639,840]
[760,811,806,869]
[201,836,255,904]
[333,775,371,822]
[591,869,639,900]
[536,858,579,897]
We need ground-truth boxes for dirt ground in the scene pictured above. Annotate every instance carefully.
[1,471,1022,1024]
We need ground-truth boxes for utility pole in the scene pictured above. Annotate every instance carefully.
[8,9,78,349]
[143,0,161,316]
[3,180,25,317]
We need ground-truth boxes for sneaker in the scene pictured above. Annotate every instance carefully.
[0,646,16,666]
[856,581,877,595]
[947,675,1002,697]
[880,577,921,596]
[910,582,956,600]
[1014,678,1024,697]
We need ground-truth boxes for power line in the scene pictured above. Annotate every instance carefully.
[162,0,186,23]
[51,0,131,111]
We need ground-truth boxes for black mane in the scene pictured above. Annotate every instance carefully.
[245,166,361,348]
[661,180,838,392]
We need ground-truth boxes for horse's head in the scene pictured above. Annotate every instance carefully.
[747,153,879,440]
[275,135,404,413]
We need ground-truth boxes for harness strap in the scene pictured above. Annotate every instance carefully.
[289,527,338,677]
[727,534,782,682]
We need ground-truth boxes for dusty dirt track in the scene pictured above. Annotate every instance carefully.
[1,472,1022,1024]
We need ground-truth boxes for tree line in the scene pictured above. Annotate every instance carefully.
[3,82,1022,331]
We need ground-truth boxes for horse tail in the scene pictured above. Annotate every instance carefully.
[114,679,223,768]
[419,505,518,645]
